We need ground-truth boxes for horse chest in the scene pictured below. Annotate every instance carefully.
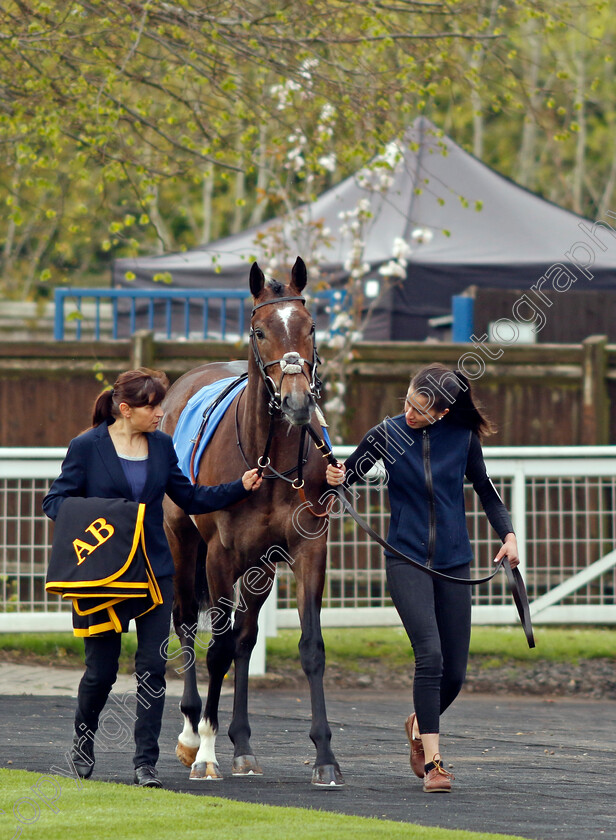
[216,505,289,554]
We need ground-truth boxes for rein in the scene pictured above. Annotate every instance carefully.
[234,386,310,483]
[301,424,535,647]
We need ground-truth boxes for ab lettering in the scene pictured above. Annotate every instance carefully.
[73,517,115,565]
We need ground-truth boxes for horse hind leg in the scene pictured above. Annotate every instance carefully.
[167,525,206,771]
[176,617,226,782]
[174,619,201,769]
[189,718,223,781]
[190,596,236,781]
[174,559,224,781]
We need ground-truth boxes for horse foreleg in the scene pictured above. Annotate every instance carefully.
[296,562,345,788]
[227,578,273,776]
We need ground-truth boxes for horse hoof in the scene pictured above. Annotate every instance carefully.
[311,764,345,788]
[232,754,263,776]
[189,761,223,781]
[176,740,198,768]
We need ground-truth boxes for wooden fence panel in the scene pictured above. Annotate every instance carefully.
[0,334,613,447]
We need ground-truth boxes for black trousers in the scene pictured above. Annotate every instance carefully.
[74,575,174,769]
[386,557,471,735]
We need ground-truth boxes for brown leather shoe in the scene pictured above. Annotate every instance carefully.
[423,754,454,793]
[404,713,425,779]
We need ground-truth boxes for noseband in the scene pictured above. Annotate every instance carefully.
[249,295,322,412]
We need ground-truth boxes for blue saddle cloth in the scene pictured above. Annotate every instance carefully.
[173,375,333,481]
[173,376,247,480]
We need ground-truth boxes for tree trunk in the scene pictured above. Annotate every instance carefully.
[515,18,541,189]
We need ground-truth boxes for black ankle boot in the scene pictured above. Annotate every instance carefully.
[70,733,95,779]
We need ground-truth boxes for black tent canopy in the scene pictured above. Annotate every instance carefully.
[113,117,616,340]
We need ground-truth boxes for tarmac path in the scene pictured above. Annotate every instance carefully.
[0,662,614,840]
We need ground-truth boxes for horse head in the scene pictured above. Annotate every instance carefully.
[249,257,318,426]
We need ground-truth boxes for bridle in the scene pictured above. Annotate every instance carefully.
[249,295,322,412]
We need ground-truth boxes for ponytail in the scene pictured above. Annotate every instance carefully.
[450,370,496,439]
[91,389,116,427]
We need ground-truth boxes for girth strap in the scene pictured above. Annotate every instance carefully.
[189,372,248,484]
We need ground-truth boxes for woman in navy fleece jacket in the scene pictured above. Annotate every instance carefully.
[326,364,518,793]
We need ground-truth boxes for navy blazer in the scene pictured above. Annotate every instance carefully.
[42,420,249,577]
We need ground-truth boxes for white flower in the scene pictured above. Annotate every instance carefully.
[299,58,319,78]
[318,154,337,172]
[379,260,406,278]
[320,103,336,122]
[392,237,412,260]
[380,141,403,168]
[350,263,369,279]
[332,312,353,331]
[411,227,434,244]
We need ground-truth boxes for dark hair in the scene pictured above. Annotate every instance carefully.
[409,364,496,439]
[92,368,168,427]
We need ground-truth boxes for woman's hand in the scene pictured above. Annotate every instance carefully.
[326,463,346,486]
[494,533,519,568]
[242,468,263,492]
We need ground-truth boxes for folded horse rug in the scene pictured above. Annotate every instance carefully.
[45,497,162,637]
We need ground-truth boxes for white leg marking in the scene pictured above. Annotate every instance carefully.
[178,714,200,749]
[195,718,218,765]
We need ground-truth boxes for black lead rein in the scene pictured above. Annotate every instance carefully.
[303,424,535,648]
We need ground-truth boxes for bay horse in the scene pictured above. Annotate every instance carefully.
[160,257,344,787]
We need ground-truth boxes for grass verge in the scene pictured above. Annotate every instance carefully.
[0,768,529,840]
[0,626,615,675]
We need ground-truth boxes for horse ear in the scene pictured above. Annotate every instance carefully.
[249,261,265,298]
[290,257,307,293]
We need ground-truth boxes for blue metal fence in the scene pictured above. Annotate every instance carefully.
[54,287,346,341]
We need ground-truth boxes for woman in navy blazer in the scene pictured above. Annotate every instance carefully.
[43,368,261,788]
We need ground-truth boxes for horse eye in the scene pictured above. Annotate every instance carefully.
[254,328,265,340]
[310,323,316,334]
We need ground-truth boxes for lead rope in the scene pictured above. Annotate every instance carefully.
[301,424,535,646]
[293,424,337,519]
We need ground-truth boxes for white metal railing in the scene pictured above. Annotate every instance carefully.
[2,447,616,637]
